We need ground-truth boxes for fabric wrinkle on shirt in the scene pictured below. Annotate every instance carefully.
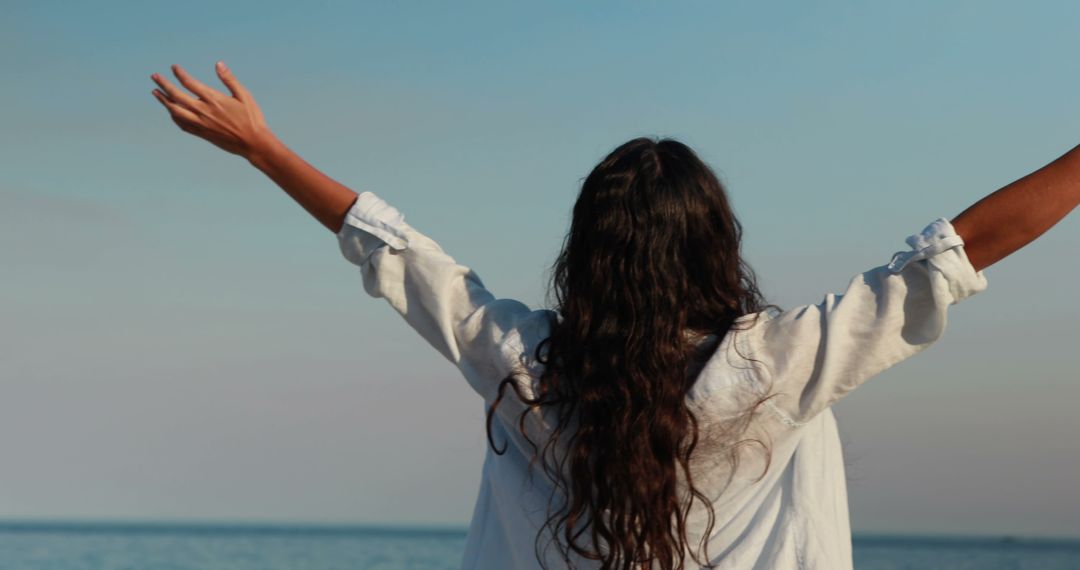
[335,190,989,570]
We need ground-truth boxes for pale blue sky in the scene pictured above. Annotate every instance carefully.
[2,0,1079,537]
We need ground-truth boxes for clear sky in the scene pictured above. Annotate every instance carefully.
[2,0,1079,538]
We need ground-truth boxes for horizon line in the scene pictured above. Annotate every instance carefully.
[0,518,1077,548]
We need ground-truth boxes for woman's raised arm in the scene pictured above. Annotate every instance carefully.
[951,143,1080,273]
[151,61,357,233]
[152,61,541,403]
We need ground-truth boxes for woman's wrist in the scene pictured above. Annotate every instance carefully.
[245,128,286,171]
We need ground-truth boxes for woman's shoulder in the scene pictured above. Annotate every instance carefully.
[685,311,776,415]
[496,308,557,375]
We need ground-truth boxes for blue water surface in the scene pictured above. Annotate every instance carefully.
[1,521,1078,569]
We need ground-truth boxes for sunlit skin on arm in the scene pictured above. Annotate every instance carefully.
[950,144,1080,273]
[150,61,357,234]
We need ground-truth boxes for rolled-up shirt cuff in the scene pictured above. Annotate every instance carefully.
[342,191,410,250]
[887,217,988,304]
[337,191,411,266]
[886,217,964,273]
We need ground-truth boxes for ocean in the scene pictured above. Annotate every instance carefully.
[0,522,1078,569]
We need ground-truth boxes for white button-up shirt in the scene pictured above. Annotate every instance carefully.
[336,191,989,569]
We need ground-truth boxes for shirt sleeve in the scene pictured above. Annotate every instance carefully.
[335,191,536,401]
[739,217,989,428]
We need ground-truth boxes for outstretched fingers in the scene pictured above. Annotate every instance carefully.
[170,63,220,102]
[150,60,270,157]
[151,88,203,131]
[151,71,204,114]
[215,61,251,102]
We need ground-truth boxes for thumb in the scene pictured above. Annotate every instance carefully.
[216,61,250,101]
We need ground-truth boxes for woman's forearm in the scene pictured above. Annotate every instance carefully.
[246,133,359,234]
[951,143,1080,273]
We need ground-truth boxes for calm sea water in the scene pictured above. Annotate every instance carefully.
[0,522,1078,569]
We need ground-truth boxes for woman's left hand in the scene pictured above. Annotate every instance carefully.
[151,61,274,159]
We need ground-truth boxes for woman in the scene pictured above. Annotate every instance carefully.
[151,62,1073,569]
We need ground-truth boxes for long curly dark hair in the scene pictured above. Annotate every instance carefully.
[487,137,783,569]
